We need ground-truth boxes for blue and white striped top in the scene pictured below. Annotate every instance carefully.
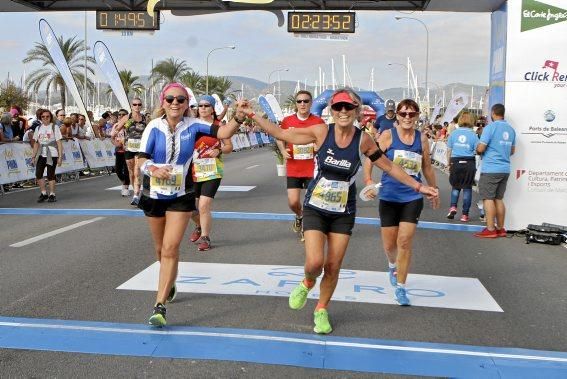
[139,116,218,199]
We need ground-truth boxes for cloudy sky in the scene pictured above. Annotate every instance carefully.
[1,9,491,91]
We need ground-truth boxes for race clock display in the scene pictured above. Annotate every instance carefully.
[96,10,160,31]
[288,12,355,33]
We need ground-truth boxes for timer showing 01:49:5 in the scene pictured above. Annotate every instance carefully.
[96,10,160,31]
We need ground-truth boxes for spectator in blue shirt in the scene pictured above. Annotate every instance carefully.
[474,104,516,238]
[446,112,479,222]
[374,99,396,137]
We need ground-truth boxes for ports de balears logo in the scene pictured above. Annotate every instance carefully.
[521,0,567,32]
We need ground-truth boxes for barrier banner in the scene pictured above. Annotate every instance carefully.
[502,0,567,229]
[56,139,86,174]
[103,139,116,167]
[431,141,449,166]
[261,133,271,144]
[94,41,131,114]
[238,133,250,148]
[248,132,258,146]
[231,135,241,151]
[79,139,108,169]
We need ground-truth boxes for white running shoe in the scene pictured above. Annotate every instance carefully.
[121,188,130,197]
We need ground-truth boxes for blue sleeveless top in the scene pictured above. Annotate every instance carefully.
[304,124,362,215]
[380,128,423,203]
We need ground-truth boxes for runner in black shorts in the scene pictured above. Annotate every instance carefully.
[246,89,438,334]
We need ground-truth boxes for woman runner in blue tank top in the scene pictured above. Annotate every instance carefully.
[363,99,440,306]
[246,89,438,334]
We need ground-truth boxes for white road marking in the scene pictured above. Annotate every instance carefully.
[245,165,260,170]
[10,217,105,247]
[107,185,256,192]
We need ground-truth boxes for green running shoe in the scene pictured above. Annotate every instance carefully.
[313,309,332,334]
[289,282,311,310]
[148,303,167,327]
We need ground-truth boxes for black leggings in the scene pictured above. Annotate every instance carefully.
[115,152,130,185]
[35,156,57,181]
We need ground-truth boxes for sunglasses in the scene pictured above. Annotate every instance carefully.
[41,115,51,119]
[132,103,142,106]
[296,99,311,104]
[198,104,212,108]
[118,113,128,117]
[331,102,357,112]
[164,95,187,104]
[397,111,419,118]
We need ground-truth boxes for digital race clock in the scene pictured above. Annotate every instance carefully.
[96,10,160,31]
[287,12,355,33]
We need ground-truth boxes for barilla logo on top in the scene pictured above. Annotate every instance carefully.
[524,60,567,85]
[324,155,351,169]
[521,0,567,32]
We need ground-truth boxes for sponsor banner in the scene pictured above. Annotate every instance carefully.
[94,41,131,114]
[258,95,277,122]
[248,132,258,146]
[39,20,93,135]
[118,262,503,312]
[489,2,508,109]
[231,134,241,150]
[260,133,271,144]
[504,0,567,229]
[238,133,250,148]
[440,93,469,125]
[0,141,86,184]
[265,94,284,122]
[78,139,108,169]
[431,141,449,166]
[103,139,116,166]
[429,97,443,124]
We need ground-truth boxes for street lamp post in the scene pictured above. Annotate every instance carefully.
[395,16,429,104]
[268,68,289,103]
[206,45,236,94]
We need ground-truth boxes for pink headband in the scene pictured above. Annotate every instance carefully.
[159,83,191,105]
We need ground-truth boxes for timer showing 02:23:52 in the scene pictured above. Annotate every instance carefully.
[287,12,355,33]
[95,10,160,31]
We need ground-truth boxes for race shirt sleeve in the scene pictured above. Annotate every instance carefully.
[139,120,157,158]
[54,125,63,141]
[479,123,495,145]
[193,120,219,138]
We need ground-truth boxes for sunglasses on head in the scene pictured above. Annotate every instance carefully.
[132,103,142,106]
[198,104,212,108]
[296,99,311,104]
[164,95,187,104]
[397,111,419,118]
[331,102,357,112]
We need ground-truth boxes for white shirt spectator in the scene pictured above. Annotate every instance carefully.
[33,124,62,157]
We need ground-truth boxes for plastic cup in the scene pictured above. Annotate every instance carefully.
[359,182,382,202]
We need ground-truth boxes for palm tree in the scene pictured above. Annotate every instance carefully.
[150,57,189,88]
[284,94,296,109]
[207,76,233,99]
[179,71,204,96]
[107,69,145,98]
[23,35,95,107]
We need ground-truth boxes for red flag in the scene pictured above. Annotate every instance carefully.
[542,60,559,70]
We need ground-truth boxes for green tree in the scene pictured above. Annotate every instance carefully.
[283,94,296,109]
[0,81,30,111]
[180,71,204,96]
[106,69,145,98]
[207,75,232,99]
[150,57,189,87]
[23,35,95,107]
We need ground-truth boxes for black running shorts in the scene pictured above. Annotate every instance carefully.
[302,206,356,235]
[138,193,197,218]
[287,177,312,189]
[379,198,424,227]
[194,178,222,199]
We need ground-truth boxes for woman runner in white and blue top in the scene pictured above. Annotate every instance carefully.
[246,89,438,335]
[137,83,246,327]
[363,98,440,307]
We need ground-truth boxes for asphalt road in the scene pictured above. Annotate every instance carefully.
[1,147,566,378]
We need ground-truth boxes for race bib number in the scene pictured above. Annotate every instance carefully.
[193,157,218,179]
[127,138,141,152]
[308,177,349,213]
[393,150,422,176]
[150,164,183,196]
[293,143,314,160]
